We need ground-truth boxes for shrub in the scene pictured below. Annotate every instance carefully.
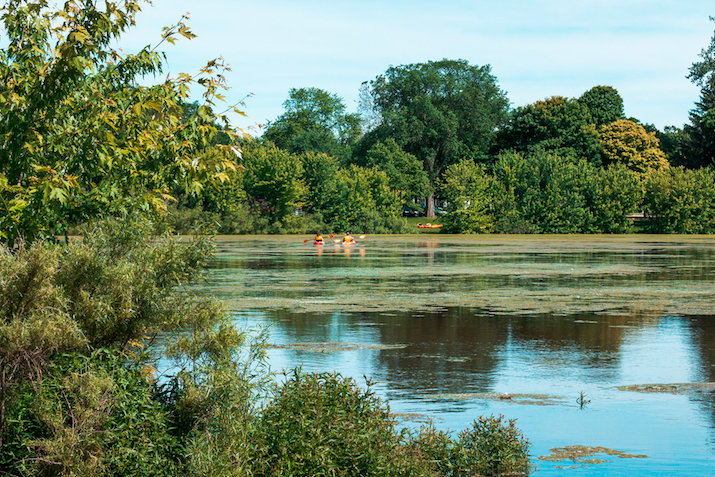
[455,415,532,476]
[256,371,399,476]
[643,167,715,233]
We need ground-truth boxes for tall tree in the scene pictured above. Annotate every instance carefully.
[496,96,602,164]
[577,85,625,127]
[0,0,240,245]
[361,59,509,217]
[685,16,715,167]
[263,87,362,161]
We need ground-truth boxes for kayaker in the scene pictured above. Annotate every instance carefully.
[314,232,325,245]
[343,232,355,245]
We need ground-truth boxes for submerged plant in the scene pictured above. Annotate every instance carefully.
[577,391,591,409]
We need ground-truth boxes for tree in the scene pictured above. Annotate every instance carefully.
[263,87,361,161]
[577,85,625,127]
[496,96,602,164]
[299,151,340,213]
[361,59,510,217]
[685,16,715,168]
[683,81,715,167]
[438,161,495,233]
[600,119,669,175]
[364,139,429,204]
[241,141,306,224]
[324,165,405,233]
[0,0,240,246]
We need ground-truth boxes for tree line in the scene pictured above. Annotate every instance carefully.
[170,39,715,235]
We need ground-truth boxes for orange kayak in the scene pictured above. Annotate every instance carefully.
[417,223,443,229]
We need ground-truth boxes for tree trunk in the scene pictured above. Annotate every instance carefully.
[426,191,435,218]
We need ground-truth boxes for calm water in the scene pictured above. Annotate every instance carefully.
[200,235,715,476]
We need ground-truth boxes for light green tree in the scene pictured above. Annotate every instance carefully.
[438,161,495,233]
[600,119,669,175]
[242,141,306,224]
[364,138,429,204]
[0,0,241,245]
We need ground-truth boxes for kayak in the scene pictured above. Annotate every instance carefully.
[417,223,443,229]
[313,241,325,246]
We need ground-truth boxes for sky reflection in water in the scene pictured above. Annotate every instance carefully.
[201,236,715,476]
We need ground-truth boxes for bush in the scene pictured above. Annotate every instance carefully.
[256,371,400,476]
[455,415,531,476]
[643,167,715,233]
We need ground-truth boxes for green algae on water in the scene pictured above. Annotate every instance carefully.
[538,445,648,465]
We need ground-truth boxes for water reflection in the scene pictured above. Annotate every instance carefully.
[204,236,715,476]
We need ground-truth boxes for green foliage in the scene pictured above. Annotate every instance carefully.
[324,165,409,233]
[5,350,179,477]
[455,415,532,476]
[643,167,715,233]
[300,151,341,212]
[242,140,307,224]
[438,161,495,233]
[263,87,362,161]
[0,218,267,476]
[599,120,669,176]
[365,139,429,203]
[577,86,625,127]
[497,96,602,165]
[491,151,641,234]
[256,371,398,476]
[0,0,239,245]
[362,59,509,217]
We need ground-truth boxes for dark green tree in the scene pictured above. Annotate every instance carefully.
[577,85,625,127]
[684,16,715,167]
[263,87,362,161]
[496,96,602,165]
[361,59,510,217]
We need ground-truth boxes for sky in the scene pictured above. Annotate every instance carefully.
[115,0,715,135]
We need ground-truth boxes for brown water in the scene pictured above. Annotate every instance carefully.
[200,235,715,476]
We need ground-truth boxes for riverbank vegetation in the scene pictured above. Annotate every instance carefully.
[0,219,532,476]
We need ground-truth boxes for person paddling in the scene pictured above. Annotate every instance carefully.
[314,232,325,245]
[343,232,355,245]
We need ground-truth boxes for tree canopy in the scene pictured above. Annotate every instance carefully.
[577,85,625,127]
[263,87,361,160]
[496,96,602,164]
[600,119,670,175]
[361,59,510,217]
[0,0,240,245]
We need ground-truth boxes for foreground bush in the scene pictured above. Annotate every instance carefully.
[1,219,531,476]
[256,371,400,476]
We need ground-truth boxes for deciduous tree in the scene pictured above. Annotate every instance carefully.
[263,87,361,161]
[361,59,509,217]
[0,0,240,245]
[577,85,625,127]
[496,96,602,164]
[600,119,669,175]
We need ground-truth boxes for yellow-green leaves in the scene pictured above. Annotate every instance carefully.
[600,119,669,176]
[0,0,243,245]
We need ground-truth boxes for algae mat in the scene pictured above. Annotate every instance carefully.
[203,235,715,316]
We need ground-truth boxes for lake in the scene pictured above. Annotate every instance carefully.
[199,235,715,476]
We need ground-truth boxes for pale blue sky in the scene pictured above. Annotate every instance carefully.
[118,0,714,134]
